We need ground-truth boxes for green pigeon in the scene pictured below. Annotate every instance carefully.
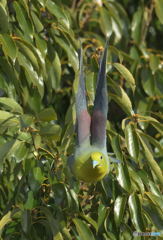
[69,39,117,183]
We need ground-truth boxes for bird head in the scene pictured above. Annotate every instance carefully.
[91,152,105,169]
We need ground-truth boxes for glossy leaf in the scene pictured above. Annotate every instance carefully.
[114,195,127,227]
[131,6,143,43]
[97,204,108,231]
[128,193,145,231]
[137,130,163,156]
[0,139,16,162]
[111,135,123,161]
[0,211,12,235]
[145,192,163,212]
[0,0,162,239]
[149,54,160,73]
[46,0,70,29]
[40,124,61,141]
[54,35,78,72]
[73,218,95,240]
[0,4,9,33]
[143,199,163,230]
[125,123,139,161]
[99,7,112,37]
[37,107,57,122]
[117,161,131,193]
[13,2,33,37]
[141,68,155,96]
[113,63,135,91]
[33,167,44,183]
[0,34,17,61]
[0,97,23,114]
[155,0,163,24]
[138,134,163,185]
[109,78,133,115]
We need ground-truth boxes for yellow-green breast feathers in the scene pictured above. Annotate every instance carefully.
[72,147,109,183]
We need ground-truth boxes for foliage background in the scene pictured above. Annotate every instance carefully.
[0,0,163,239]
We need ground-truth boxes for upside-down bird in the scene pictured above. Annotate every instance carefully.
[69,39,117,183]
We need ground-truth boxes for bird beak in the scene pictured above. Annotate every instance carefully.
[92,160,99,168]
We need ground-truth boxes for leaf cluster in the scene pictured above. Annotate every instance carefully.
[0,0,163,239]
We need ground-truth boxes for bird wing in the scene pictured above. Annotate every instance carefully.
[76,48,91,146]
[91,39,109,148]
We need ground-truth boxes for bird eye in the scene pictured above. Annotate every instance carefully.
[100,156,103,159]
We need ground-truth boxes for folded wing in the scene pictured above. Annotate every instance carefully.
[76,48,91,146]
[91,39,109,148]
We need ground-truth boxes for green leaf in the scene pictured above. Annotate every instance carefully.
[150,121,163,135]
[39,206,61,237]
[114,195,127,227]
[21,210,31,234]
[80,214,98,232]
[33,167,44,183]
[138,170,162,196]
[27,88,42,113]
[149,54,160,73]
[69,189,79,212]
[105,3,122,42]
[0,97,23,114]
[13,141,29,162]
[109,88,133,115]
[53,52,62,89]
[0,34,17,61]
[34,34,47,58]
[141,68,155,96]
[17,52,44,98]
[113,63,136,91]
[155,0,163,24]
[0,4,9,33]
[47,52,62,90]
[40,124,61,141]
[73,218,95,240]
[37,107,57,122]
[31,10,44,33]
[55,232,64,240]
[46,0,70,29]
[99,7,112,37]
[128,193,145,231]
[131,6,143,43]
[0,211,12,235]
[111,135,123,161]
[129,168,145,193]
[143,199,163,230]
[54,35,78,72]
[16,41,40,73]
[138,134,163,185]
[145,192,163,212]
[24,191,34,210]
[0,139,16,162]
[97,204,108,231]
[117,160,131,193]
[137,130,163,156]
[13,2,33,37]
[0,110,19,127]
[125,123,139,161]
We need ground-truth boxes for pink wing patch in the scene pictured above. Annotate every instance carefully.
[77,109,91,145]
[91,110,106,147]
